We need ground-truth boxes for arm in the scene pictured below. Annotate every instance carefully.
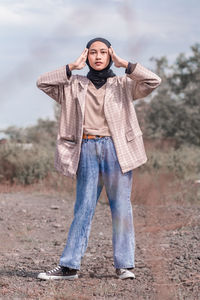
[109,47,161,100]
[36,65,68,103]
[36,48,88,103]
[126,62,162,100]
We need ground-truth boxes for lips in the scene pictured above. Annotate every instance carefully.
[95,62,102,65]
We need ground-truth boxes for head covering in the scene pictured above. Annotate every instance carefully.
[86,37,116,89]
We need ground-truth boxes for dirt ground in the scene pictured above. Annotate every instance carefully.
[0,181,200,300]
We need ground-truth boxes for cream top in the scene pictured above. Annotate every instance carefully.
[83,82,111,136]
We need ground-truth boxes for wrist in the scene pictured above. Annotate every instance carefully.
[68,63,76,71]
[121,60,128,69]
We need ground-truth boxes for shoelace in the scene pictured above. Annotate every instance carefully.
[116,268,126,275]
[47,266,61,274]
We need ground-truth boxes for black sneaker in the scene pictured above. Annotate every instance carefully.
[37,265,78,280]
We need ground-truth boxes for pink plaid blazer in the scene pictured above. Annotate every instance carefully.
[37,63,161,178]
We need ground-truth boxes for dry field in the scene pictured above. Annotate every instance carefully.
[0,175,199,300]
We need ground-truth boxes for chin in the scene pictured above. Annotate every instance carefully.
[93,65,105,71]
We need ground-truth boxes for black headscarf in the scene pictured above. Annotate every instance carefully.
[86,37,116,89]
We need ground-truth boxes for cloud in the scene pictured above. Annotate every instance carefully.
[0,0,199,128]
[1,0,194,48]
[0,1,74,29]
[0,5,23,25]
[0,0,136,38]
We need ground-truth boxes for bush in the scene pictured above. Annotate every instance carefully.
[143,145,200,179]
[1,141,199,186]
[0,143,54,185]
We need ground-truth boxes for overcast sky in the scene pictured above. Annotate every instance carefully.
[0,0,199,131]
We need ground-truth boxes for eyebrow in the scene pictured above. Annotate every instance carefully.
[89,48,108,51]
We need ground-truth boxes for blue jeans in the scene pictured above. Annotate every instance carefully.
[60,137,135,269]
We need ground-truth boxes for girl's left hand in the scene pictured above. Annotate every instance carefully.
[109,47,128,69]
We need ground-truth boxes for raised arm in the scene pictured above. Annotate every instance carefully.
[109,47,161,100]
[126,62,161,100]
[36,66,68,103]
[36,48,88,103]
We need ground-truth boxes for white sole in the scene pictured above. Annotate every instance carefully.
[37,272,78,280]
[117,270,135,280]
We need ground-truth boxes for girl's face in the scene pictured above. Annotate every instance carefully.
[88,41,110,70]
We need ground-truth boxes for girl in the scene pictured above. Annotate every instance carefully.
[36,37,161,280]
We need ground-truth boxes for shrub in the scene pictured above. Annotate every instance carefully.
[0,143,54,185]
[143,145,200,179]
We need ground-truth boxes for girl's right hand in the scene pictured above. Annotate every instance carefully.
[68,48,88,71]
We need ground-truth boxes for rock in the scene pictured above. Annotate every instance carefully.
[50,205,60,210]
[53,223,61,228]
[53,241,61,246]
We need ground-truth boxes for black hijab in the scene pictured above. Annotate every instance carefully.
[86,37,116,89]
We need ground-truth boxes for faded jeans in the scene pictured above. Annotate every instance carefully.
[60,137,135,270]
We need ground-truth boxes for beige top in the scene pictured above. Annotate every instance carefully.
[83,82,111,136]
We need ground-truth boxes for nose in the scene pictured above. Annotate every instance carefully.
[96,51,101,60]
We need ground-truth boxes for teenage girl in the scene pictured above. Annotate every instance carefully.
[37,37,161,280]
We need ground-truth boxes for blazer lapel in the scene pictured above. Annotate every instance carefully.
[75,77,89,117]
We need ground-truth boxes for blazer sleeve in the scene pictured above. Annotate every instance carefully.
[126,63,162,100]
[36,65,71,104]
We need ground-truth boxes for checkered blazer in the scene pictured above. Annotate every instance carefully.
[37,63,161,178]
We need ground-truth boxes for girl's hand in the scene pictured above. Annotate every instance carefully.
[109,47,128,69]
[69,48,88,71]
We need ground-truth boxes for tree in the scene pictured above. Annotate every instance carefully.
[4,126,26,142]
[145,43,200,146]
[25,118,58,147]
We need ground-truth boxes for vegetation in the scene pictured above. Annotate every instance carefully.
[143,43,200,146]
[144,145,200,180]
[0,143,54,185]
[0,117,57,185]
[0,44,199,185]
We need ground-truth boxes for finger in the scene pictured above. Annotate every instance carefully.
[111,47,117,57]
[81,48,88,57]
[109,47,113,56]
[83,48,88,56]
[83,49,88,60]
